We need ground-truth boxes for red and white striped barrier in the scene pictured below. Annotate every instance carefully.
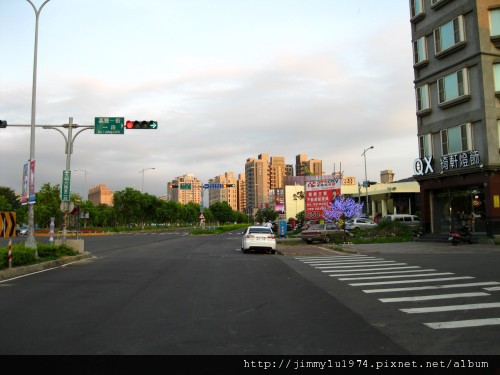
[8,239,12,268]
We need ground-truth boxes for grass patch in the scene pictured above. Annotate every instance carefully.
[190,223,249,235]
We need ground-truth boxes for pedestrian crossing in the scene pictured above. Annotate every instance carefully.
[295,254,500,330]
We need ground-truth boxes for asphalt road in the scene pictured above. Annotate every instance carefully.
[1,232,500,372]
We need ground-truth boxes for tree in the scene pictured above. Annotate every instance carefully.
[0,187,20,210]
[255,207,278,224]
[209,201,233,224]
[113,187,143,226]
[296,210,305,227]
[323,195,364,240]
[34,183,63,228]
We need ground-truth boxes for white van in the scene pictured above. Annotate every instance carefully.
[383,214,422,228]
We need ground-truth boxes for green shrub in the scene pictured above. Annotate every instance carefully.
[0,242,78,270]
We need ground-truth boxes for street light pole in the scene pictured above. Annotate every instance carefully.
[25,0,50,251]
[74,169,90,201]
[362,146,374,217]
[139,168,155,193]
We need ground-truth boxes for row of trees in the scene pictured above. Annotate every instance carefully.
[0,184,250,230]
[3,184,365,234]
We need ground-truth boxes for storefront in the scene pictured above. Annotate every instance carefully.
[417,170,500,236]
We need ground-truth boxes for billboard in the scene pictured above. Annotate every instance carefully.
[304,177,341,221]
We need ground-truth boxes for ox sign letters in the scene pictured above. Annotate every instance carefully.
[413,151,481,176]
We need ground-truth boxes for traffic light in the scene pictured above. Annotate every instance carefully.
[0,120,7,128]
[169,183,178,188]
[125,120,158,129]
[224,184,236,188]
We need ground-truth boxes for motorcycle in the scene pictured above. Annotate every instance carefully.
[448,225,472,246]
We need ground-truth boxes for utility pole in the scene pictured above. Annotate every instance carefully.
[25,0,51,253]
[44,118,93,244]
[362,146,374,217]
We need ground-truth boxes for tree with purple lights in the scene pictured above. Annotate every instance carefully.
[323,195,364,240]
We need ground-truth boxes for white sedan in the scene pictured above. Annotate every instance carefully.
[345,218,378,230]
[241,226,277,254]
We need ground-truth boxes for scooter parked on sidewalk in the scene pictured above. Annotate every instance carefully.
[448,225,472,246]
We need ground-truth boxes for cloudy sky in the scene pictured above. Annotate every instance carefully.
[0,0,418,198]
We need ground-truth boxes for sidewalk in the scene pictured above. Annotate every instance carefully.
[276,239,499,257]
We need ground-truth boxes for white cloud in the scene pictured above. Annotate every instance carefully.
[0,0,418,198]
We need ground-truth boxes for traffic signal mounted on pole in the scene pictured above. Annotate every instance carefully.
[125,120,158,130]
[169,183,178,188]
[0,120,7,128]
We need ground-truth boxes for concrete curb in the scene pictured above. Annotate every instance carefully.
[0,252,93,281]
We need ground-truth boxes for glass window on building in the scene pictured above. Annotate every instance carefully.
[490,8,500,37]
[437,68,469,104]
[410,0,424,20]
[440,123,472,155]
[434,15,465,54]
[416,84,430,111]
[419,134,432,158]
[413,37,428,66]
[434,187,486,233]
[494,63,500,92]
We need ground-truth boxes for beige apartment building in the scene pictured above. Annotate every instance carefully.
[237,173,246,213]
[208,172,238,211]
[88,184,113,206]
[167,174,202,205]
[295,154,323,176]
[245,153,318,215]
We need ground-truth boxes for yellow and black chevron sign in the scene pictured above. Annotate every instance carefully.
[0,212,17,238]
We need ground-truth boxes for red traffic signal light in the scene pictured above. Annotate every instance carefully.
[125,120,158,129]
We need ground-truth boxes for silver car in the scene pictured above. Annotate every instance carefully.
[299,223,352,244]
[345,218,377,231]
[241,226,277,254]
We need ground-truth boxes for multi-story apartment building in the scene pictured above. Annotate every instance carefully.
[295,154,323,176]
[410,0,500,236]
[167,174,202,205]
[208,172,238,211]
[237,173,246,213]
[295,154,308,176]
[245,155,269,214]
[269,156,287,189]
[88,184,113,206]
[245,153,323,215]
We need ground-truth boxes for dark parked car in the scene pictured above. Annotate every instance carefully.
[300,223,352,244]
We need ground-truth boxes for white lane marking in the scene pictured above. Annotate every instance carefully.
[319,263,409,270]
[349,276,474,286]
[424,318,500,329]
[363,281,500,293]
[401,302,500,314]
[316,261,401,268]
[379,292,489,303]
[322,266,421,273]
[484,286,500,291]
[332,269,437,277]
[338,272,454,281]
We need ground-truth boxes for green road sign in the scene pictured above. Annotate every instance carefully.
[94,117,124,134]
[61,170,71,201]
[180,183,192,190]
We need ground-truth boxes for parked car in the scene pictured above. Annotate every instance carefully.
[345,218,377,231]
[241,226,277,254]
[17,225,28,236]
[383,214,422,228]
[299,223,352,244]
